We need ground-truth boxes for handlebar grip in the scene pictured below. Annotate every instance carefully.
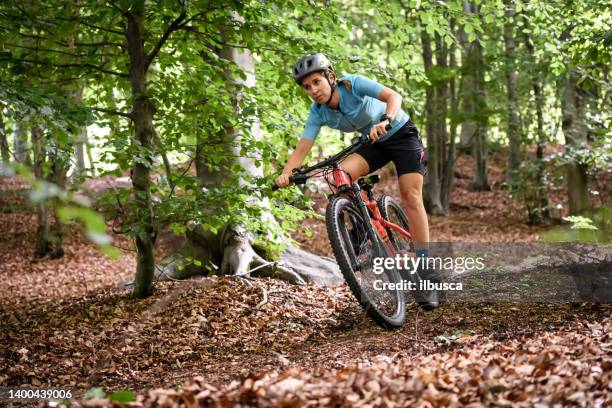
[273,174,294,190]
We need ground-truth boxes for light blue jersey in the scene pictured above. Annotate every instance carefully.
[301,74,409,143]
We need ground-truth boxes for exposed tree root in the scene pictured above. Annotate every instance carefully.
[153,224,343,287]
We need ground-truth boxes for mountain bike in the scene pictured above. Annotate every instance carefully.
[274,133,438,328]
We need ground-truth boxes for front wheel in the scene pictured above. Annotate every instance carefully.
[325,195,405,328]
[378,195,440,310]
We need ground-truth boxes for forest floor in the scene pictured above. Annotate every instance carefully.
[0,151,610,407]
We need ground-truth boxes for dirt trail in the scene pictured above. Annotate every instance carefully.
[0,152,610,406]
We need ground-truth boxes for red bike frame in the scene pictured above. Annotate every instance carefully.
[331,166,413,256]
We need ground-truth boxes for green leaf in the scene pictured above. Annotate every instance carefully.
[86,231,112,246]
[84,387,106,400]
[563,216,599,230]
[108,391,135,403]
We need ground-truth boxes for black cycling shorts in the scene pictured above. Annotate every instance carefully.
[354,119,427,177]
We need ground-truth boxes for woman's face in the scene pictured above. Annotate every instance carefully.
[301,71,332,104]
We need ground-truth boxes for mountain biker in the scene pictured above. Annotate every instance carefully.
[275,53,432,264]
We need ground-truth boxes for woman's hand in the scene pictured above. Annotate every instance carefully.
[369,119,390,142]
[275,173,291,188]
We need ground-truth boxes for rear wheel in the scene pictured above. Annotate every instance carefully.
[377,195,440,310]
[326,196,405,328]
[377,195,414,254]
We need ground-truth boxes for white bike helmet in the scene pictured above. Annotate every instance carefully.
[292,53,333,84]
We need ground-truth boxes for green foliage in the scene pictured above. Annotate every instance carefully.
[563,216,598,231]
[509,160,547,222]
[83,387,106,400]
[0,0,609,265]
[108,390,136,403]
[541,207,610,243]
[545,131,611,180]
[4,163,119,258]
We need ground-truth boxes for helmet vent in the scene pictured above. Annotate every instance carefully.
[292,53,332,84]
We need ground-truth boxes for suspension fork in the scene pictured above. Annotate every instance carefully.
[350,183,384,246]
[331,164,388,251]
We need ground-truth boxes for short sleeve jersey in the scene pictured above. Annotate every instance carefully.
[301,74,409,143]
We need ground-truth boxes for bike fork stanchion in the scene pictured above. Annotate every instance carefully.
[351,184,379,246]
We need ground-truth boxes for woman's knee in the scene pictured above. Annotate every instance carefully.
[342,154,369,180]
[400,188,423,210]
[400,183,423,210]
[398,173,423,209]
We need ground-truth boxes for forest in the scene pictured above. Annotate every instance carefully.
[0,0,610,406]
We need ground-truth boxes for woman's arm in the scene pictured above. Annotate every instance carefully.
[369,87,403,142]
[276,138,315,187]
[377,87,402,121]
[282,138,315,175]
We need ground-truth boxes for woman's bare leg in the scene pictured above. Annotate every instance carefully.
[339,153,370,181]
[397,172,429,251]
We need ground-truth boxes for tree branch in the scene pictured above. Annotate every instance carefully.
[144,11,187,71]
[182,10,210,26]
[6,43,122,59]
[0,56,128,78]
[182,27,282,52]
[91,107,133,119]
[39,77,84,85]
[153,131,175,190]
[57,40,126,49]
[76,19,125,36]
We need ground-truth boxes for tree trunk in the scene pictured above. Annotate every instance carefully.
[13,121,29,165]
[523,16,550,223]
[32,126,51,258]
[458,0,477,152]
[155,18,343,286]
[434,33,454,213]
[562,68,590,215]
[442,20,457,213]
[75,127,87,175]
[421,29,445,215]
[126,3,157,298]
[85,136,96,177]
[46,142,69,258]
[531,77,551,222]
[504,0,520,188]
[471,10,489,191]
[0,110,9,165]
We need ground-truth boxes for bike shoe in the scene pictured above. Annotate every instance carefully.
[415,267,443,310]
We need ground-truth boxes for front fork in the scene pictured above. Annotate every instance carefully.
[354,186,396,253]
[332,165,391,249]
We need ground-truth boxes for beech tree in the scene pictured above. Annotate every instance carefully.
[1,0,608,298]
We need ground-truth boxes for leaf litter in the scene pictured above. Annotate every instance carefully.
[0,153,611,407]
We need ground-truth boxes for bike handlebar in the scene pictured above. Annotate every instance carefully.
[272,134,369,190]
[273,121,393,190]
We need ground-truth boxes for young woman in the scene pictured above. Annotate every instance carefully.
[275,52,431,261]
